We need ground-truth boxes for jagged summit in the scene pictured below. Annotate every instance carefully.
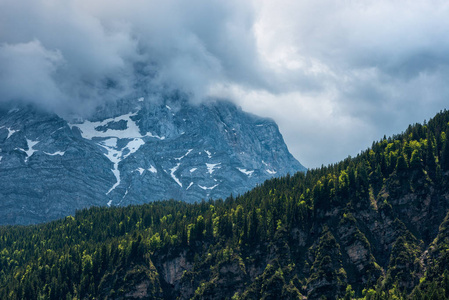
[0,97,305,224]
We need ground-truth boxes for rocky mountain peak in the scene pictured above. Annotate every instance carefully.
[0,97,305,224]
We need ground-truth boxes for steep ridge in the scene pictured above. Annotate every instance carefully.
[0,96,305,225]
[0,110,448,299]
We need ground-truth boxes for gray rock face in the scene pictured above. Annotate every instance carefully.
[0,97,305,224]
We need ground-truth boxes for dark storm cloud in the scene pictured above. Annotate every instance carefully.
[2,0,449,167]
[0,0,143,115]
[0,0,264,116]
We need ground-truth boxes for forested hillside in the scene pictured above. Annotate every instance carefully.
[1,110,449,299]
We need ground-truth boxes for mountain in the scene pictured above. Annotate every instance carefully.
[1,110,449,299]
[0,95,305,225]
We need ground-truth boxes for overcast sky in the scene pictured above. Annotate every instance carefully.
[1,0,449,168]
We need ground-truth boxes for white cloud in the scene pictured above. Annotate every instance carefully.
[231,0,449,167]
[0,40,65,108]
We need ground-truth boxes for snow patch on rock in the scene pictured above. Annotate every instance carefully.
[17,139,39,162]
[148,165,157,173]
[176,149,193,160]
[70,112,164,140]
[170,163,182,187]
[237,168,254,176]
[206,163,221,174]
[0,126,18,139]
[44,151,65,156]
[204,150,212,159]
[99,137,145,194]
[198,184,218,190]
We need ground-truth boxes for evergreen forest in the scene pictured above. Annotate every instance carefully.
[1,110,449,299]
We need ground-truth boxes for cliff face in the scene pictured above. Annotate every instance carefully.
[142,172,448,300]
[0,97,305,225]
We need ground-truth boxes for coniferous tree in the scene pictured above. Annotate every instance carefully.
[441,134,449,171]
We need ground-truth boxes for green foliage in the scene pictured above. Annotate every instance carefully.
[384,231,423,292]
[308,229,347,299]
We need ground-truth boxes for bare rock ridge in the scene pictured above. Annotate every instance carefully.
[0,97,305,225]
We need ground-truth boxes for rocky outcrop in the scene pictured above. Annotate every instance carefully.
[98,257,164,299]
[161,251,193,287]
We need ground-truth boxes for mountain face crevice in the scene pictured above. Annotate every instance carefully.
[0,97,305,225]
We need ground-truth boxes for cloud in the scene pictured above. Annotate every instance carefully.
[231,0,449,167]
[0,40,64,108]
[0,0,143,115]
[0,0,263,114]
[1,0,449,167]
